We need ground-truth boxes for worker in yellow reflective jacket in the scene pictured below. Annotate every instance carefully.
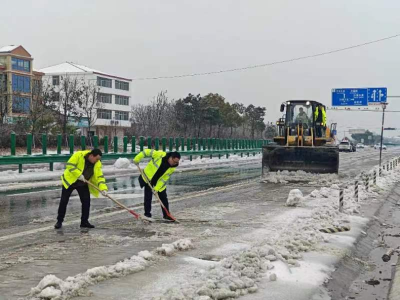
[133,150,181,221]
[55,149,107,229]
[314,105,327,137]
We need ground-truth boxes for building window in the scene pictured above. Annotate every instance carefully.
[115,95,129,106]
[98,93,112,104]
[12,96,31,113]
[115,110,129,121]
[97,109,112,119]
[12,74,31,93]
[12,57,30,72]
[97,76,112,88]
[115,80,129,91]
[33,79,41,90]
[52,76,60,86]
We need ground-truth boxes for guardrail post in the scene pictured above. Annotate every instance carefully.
[10,133,16,156]
[187,138,191,151]
[69,134,74,154]
[354,180,359,201]
[192,138,196,151]
[123,136,128,152]
[19,164,22,173]
[147,136,152,149]
[339,189,344,212]
[162,137,167,151]
[169,137,173,152]
[81,135,86,150]
[175,137,180,151]
[104,136,109,153]
[131,136,136,153]
[373,170,377,185]
[27,133,32,155]
[94,135,99,149]
[114,136,118,153]
[181,137,185,151]
[155,137,159,150]
[57,134,62,154]
[42,134,47,155]
[140,136,144,152]
[379,167,382,177]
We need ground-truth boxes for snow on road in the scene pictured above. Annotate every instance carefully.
[1,149,400,300]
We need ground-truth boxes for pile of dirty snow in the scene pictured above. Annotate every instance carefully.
[30,239,194,299]
[263,170,340,185]
[113,158,132,169]
[286,189,304,206]
[156,238,194,256]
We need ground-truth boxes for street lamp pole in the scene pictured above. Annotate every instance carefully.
[379,102,387,167]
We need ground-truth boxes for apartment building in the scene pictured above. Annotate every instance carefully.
[0,45,44,123]
[40,62,132,138]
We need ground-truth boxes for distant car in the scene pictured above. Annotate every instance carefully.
[339,141,356,152]
[356,143,365,149]
[374,143,387,150]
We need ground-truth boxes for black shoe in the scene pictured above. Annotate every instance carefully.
[144,213,152,218]
[54,221,62,229]
[80,222,95,228]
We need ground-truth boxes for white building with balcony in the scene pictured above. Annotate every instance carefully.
[39,62,132,138]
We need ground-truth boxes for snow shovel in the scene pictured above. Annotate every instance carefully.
[135,164,179,223]
[84,179,151,222]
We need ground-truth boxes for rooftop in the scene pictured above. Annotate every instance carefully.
[39,62,132,81]
[0,45,19,53]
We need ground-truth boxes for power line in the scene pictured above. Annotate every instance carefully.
[133,33,400,81]
[328,108,400,113]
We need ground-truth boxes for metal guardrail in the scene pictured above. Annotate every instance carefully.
[1,133,270,173]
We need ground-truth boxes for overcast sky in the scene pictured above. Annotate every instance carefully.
[1,0,400,137]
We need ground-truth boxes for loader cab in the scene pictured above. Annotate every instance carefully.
[275,100,331,146]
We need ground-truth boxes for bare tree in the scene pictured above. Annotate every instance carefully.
[28,78,58,136]
[0,74,10,125]
[79,80,103,145]
[54,75,83,144]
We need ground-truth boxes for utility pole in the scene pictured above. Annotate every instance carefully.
[379,102,388,167]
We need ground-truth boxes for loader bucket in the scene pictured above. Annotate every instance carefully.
[262,145,339,174]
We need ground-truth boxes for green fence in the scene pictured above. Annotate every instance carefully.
[1,133,270,173]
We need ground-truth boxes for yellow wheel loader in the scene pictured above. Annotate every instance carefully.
[263,100,339,174]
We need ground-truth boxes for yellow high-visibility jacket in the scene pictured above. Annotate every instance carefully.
[314,107,327,126]
[134,149,176,192]
[61,150,107,197]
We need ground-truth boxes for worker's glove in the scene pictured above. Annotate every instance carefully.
[101,190,108,197]
[78,175,85,182]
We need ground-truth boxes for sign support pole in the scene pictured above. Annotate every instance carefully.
[379,103,387,167]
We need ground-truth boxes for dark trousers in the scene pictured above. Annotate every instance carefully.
[144,185,169,218]
[57,184,91,223]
